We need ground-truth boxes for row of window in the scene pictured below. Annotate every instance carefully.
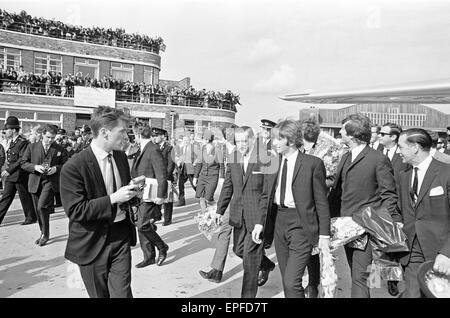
[363,111,427,127]
[0,47,159,84]
[0,109,62,134]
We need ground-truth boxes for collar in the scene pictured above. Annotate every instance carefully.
[352,144,366,155]
[430,148,437,157]
[282,149,299,162]
[413,154,433,171]
[140,139,151,152]
[90,141,111,160]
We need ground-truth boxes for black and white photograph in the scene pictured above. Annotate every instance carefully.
[0,0,449,301]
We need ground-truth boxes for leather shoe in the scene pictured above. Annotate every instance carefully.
[257,263,276,287]
[135,258,156,268]
[199,269,223,283]
[21,219,36,225]
[38,236,49,246]
[35,235,43,245]
[387,280,399,297]
[175,200,185,207]
[305,285,319,298]
[163,222,172,226]
[157,245,169,266]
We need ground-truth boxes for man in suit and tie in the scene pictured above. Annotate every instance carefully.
[253,119,331,298]
[152,128,176,226]
[428,131,450,164]
[60,106,140,298]
[131,125,169,268]
[328,114,399,298]
[370,125,384,152]
[21,124,68,246]
[213,126,276,298]
[0,116,36,226]
[175,132,198,207]
[397,128,450,297]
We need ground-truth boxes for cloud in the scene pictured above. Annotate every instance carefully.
[247,38,282,64]
[252,64,296,94]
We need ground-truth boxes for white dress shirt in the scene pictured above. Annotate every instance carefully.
[274,150,299,208]
[411,155,433,196]
[241,147,254,174]
[383,145,397,161]
[351,144,366,162]
[91,142,124,223]
[371,140,380,150]
[140,139,151,153]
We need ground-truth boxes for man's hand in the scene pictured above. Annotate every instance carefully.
[252,224,264,244]
[110,184,138,204]
[318,236,330,253]
[1,170,10,178]
[193,177,198,187]
[214,213,222,225]
[153,197,165,205]
[433,254,450,276]
[34,165,46,174]
[46,166,57,176]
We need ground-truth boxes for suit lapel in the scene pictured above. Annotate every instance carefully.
[292,150,304,184]
[334,151,350,186]
[346,145,370,173]
[133,142,150,171]
[242,148,257,188]
[415,160,439,208]
[404,167,415,209]
[113,150,127,187]
[269,154,283,194]
[86,146,107,196]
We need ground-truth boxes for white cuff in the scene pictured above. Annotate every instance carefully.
[319,235,330,239]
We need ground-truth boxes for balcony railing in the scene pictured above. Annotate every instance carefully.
[0,22,162,54]
[0,79,237,112]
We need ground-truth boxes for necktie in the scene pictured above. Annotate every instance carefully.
[370,142,374,149]
[385,148,390,159]
[411,167,419,202]
[44,145,49,155]
[280,158,288,208]
[190,143,195,163]
[107,154,117,193]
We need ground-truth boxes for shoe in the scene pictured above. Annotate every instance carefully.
[35,235,43,245]
[135,258,156,268]
[175,200,185,207]
[199,269,223,283]
[305,285,319,298]
[38,236,49,246]
[387,281,399,297]
[157,245,169,266]
[163,222,172,226]
[257,263,276,287]
[21,219,36,225]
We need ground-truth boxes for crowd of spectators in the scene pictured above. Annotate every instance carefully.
[0,64,241,111]
[0,9,165,54]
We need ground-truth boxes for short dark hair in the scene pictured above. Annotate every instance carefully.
[41,124,58,135]
[90,106,130,138]
[275,119,303,149]
[140,125,152,139]
[400,128,432,151]
[342,114,372,144]
[302,120,320,143]
[382,122,402,142]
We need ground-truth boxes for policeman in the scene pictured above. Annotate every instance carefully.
[0,116,37,225]
[259,119,276,151]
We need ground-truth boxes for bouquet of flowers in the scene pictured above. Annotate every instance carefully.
[330,217,366,251]
[309,132,347,178]
[194,203,221,241]
[319,248,338,298]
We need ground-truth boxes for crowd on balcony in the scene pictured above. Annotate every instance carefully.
[0,9,165,54]
[0,65,240,111]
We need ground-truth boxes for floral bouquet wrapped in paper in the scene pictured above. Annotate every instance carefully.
[330,217,366,251]
[309,132,347,178]
[319,248,338,298]
[194,203,221,241]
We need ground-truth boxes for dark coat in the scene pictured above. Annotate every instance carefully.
[160,141,176,182]
[194,143,225,179]
[4,135,30,182]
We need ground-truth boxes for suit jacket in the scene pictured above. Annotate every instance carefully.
[194,143,225,179]
[177,141,199,175]
[397,159,450,265]
[0,143,5,171]
[329,145,400,221]
[60,146,137,265]
[259,151,331,246]
[389,147,411,188]
[131,140,167,198]
[4,135,30,182]
[216,148,271,232]
[160,142,176,182]
[433,150,450,164]
[125,143,141,170]
[21,142,68,193]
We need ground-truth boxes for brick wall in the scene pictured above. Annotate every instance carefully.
[62,112,76,131]
[0,30,161,67]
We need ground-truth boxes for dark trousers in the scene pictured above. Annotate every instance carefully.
[163,202,173,224]
[178,172,195,201]
[233,219,272,298]
[79,220,133,298]
[0,179,36,224]
[274,208,312,298]
[307,254,320,289]
[54,191,62,206]
[137,202,167,260]
[31,180,54,238]
[401,236,426,298]
[344,238,373,298]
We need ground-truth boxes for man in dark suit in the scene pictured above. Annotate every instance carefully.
[254,119,331,298]
[0,116,36,225]
[214,126,276,298]
[370,125,384,152]
[328,114,399,298]
[429,131,450,164]
[21,124,68,246]
[131,125,169,268]
[175,132,198,207]
[60,106,139,298]
[397,128,450,297]
[153,128,176,226]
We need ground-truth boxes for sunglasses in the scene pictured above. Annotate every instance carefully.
[379,132,392,137]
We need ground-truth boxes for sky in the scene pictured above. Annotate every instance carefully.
[2,0,450,129]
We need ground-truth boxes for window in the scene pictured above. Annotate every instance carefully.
[74,58,99,79]
[144,66,158,85]
[37,112,61,121]
[111,62,133,82]
[0,110,6,119]
[34,53,62,74]
[0,47,21,70]
[9,110,34,120]
[184,120,195,132]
